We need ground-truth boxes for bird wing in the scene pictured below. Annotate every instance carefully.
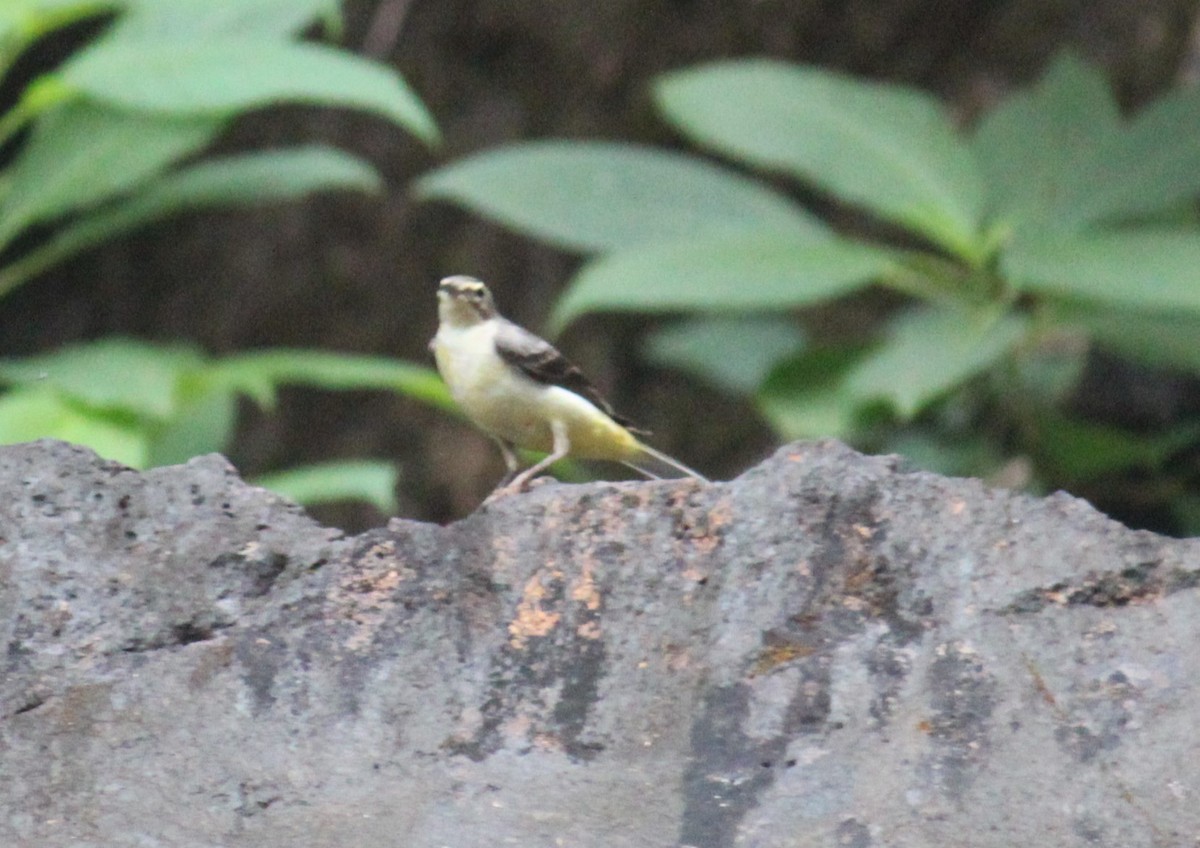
[493,319,641,430]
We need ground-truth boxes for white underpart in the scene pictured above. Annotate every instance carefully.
[433,318,612,451]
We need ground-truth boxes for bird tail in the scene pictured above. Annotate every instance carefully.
[622,443,708,482]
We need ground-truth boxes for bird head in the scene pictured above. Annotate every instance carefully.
[437,276,498,327]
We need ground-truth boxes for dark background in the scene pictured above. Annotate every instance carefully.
[2,0,1198,527]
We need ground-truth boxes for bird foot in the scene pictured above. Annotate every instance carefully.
[481,484,520,505]
[482,475,554,505]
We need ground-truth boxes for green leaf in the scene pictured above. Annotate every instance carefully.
[145,381,238,466]
[1010,333,1087,407]
[111,0,337,40]
[0,147,380,298]
[415,141,823,252]
[755,346,870,440]
[0,0,118,16]
[973,54,1200,231]
[123,145,381,206]
[0,102,221,248]
[0,1,120,42]
[882,431,1004,481]
[845,308,1029,418]
[644,316,805,395]
[550,235,894,331]
[254,460,399,513]
[1006,229,1200,314]
[1033,410,1200,482]
[0,2,121,79]
[1074,82,1200,227]
[52,38,437,143]
[1063,305,1200,375]
[212,350,454,412]
[0,338,203,420]
[0,386,148,467]
[654,60,984,260]
[971,52,1120,232]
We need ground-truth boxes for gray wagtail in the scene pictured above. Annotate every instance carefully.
[430,275,707,492]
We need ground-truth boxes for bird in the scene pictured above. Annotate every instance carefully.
[430,275,708,493]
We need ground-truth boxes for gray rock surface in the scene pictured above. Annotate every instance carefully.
[2,438,1197,847]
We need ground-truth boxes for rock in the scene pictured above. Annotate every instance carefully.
[1,438,1197,847]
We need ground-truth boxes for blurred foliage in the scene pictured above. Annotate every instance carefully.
[0,0,443,511]
[0,0,437,298]
[419,53,1200,533]
[0,338,453,511]
[253,460,401,515]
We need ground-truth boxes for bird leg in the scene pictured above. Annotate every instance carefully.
[507,419,570,492]
[492,438,522,488]
[481,440,524,505]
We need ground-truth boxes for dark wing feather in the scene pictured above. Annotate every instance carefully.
[494,319,643,431]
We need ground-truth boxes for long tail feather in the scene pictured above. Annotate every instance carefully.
[622,443,708,482]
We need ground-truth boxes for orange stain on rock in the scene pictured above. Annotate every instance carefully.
[327,539,422,650]
[570,556,602,611]
[667,490,733,557]
[509,570,563,649]
[576,620,602,640]
[532,732,565,753]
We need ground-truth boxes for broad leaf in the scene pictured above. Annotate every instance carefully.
[1065,306,1200,376]
[111,0,337,40]
[1006,229,1200,314]
[212,350,454,411]
[254,460,399,512]
[655,60,984,260]
[0,102,220,248]
[0,386,147,467]
[52,38,437,143]
[0,1,120,43]
[0,147,380,298]
[145,381,238,466]
[0,3,116,90]
[0,0,120,73]
[1075,82,1200,227]
[0,338,202,419]
[971,53,1119,232]
[1010,334,1088,407]
[116,145,380,206]
[415,141,822,252]
[0,0,117,16]
[845,308,1028,418]
[550,235,894,331]
[882,431,1005,481]
[644,317,805,395]
[756,347,869,439]
[1034,410,1200,482]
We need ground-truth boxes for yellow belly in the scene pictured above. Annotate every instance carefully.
[434,326,639,461]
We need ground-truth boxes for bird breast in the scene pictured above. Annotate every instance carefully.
[433,321,637,459]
